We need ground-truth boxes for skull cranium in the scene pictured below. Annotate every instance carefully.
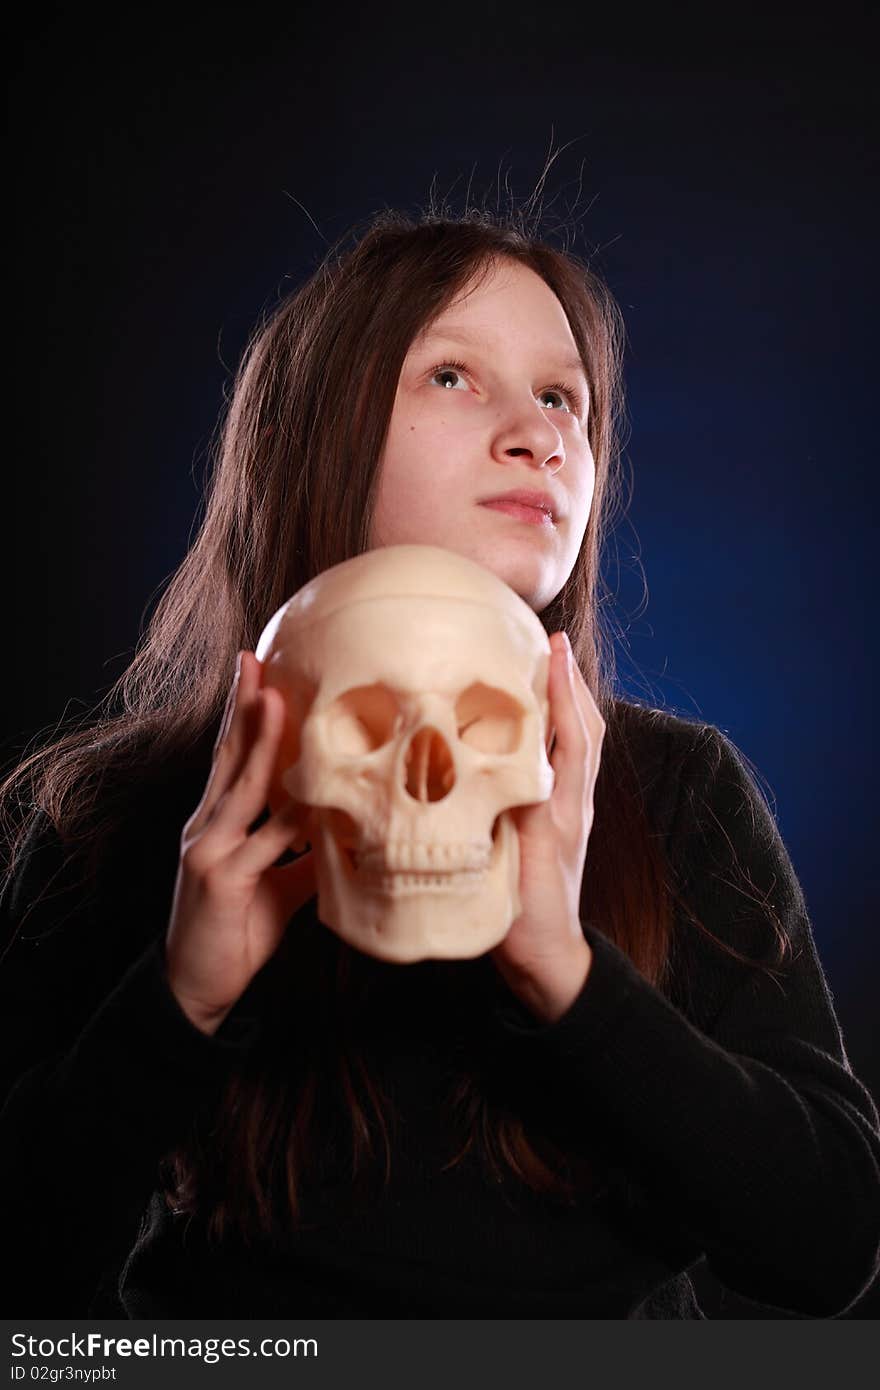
[256,544,554,963]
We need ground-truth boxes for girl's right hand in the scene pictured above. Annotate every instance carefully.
[165,651,317,1035]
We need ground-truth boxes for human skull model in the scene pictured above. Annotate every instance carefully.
[255,544,555,964]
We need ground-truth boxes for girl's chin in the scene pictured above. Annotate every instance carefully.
[369,523,562,608]
[464,549,560,611]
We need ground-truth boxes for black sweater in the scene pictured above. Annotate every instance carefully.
[2,701,878,1319]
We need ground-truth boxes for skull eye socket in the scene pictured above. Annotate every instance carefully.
[455,683,524,754]
[326,683,402,755]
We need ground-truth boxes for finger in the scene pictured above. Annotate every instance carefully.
[511,795,553,843]
[227,794,310,883]
[566,660,606,798]
[212,651,244,762]
[547,637,590,817]
[566,650,606,746]
[263,851,319,924]
[188,655,262,832]
[207,686,287,840]
[550,635,605,755]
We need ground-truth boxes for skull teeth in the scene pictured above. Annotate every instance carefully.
[356,869,488,895]
[352,840,492,874]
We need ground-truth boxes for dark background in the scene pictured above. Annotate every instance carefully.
[6,3,878,1316]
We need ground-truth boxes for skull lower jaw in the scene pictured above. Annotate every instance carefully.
[312,811,521,963]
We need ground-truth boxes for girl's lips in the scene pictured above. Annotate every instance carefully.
[479,500,555,526]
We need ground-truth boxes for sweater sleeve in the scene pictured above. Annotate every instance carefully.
[0,811,263,1316]
[488,722,880,1318]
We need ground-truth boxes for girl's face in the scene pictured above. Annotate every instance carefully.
[369,258,595,613]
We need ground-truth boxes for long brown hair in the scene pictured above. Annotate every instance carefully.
[0,198,790,1244]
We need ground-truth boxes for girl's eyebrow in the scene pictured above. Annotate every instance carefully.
[414,324,588,381]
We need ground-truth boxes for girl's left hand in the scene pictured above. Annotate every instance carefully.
[489,631,606,1023]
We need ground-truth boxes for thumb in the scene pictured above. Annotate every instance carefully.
[511,799,552,841]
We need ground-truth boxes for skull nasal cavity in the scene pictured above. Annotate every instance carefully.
[403,727,455,803]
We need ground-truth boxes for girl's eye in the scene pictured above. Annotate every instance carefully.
[428,360,472,393]
[426,358,583,417]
